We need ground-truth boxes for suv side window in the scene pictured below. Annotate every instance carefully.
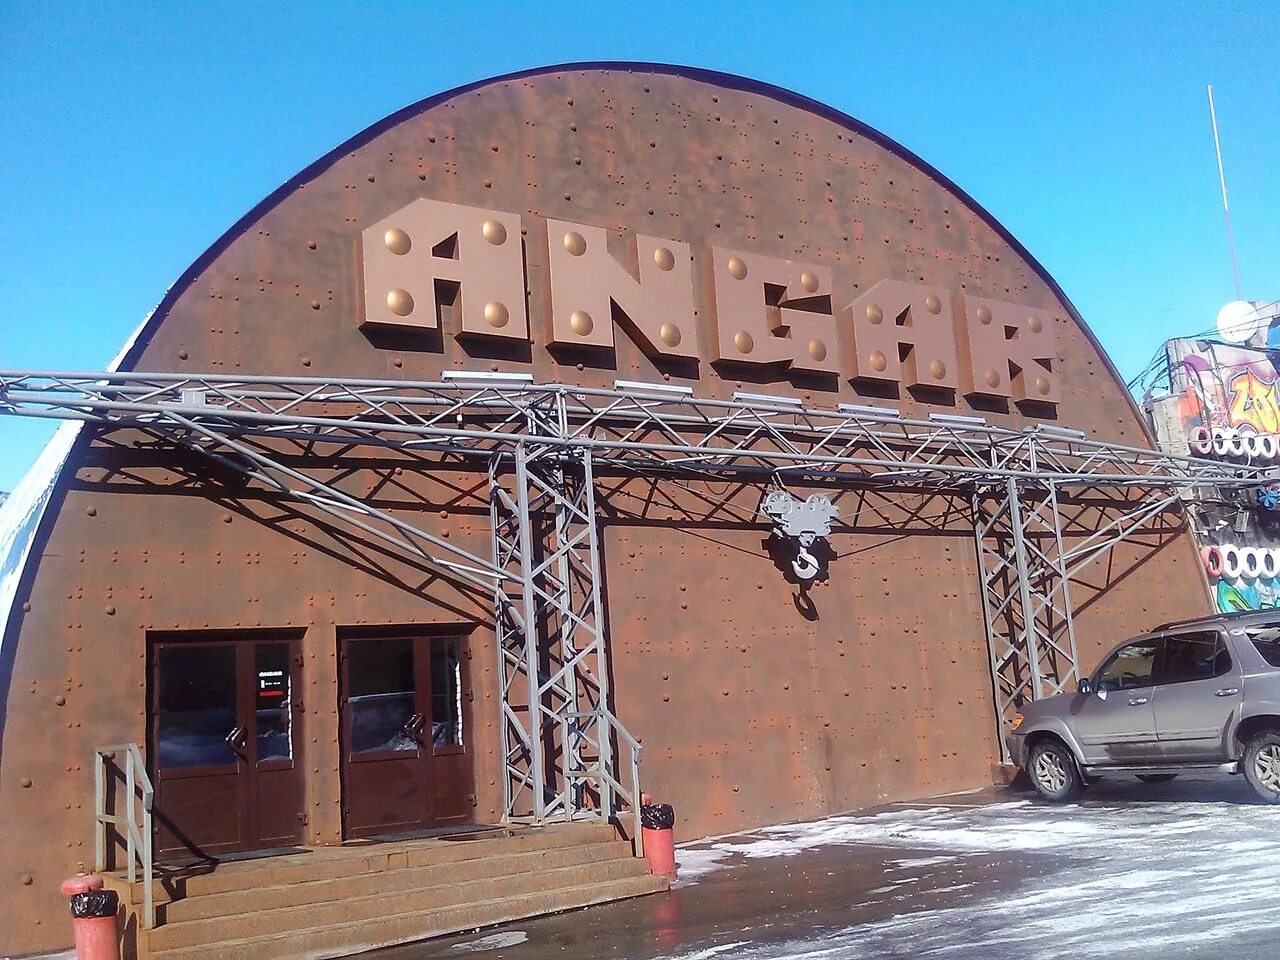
[1247,626,1280,668]
[1159,631,1231,684]
[1096,640,1159,692]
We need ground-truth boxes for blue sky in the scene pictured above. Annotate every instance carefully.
[1,2,1277,490]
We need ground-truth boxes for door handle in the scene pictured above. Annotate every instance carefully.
[403,712,426,740]
[1127,697,1149,706]
[224,725,247,750]
[1215,688,1240,697]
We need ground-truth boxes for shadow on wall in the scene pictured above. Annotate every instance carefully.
[70,430,495,621]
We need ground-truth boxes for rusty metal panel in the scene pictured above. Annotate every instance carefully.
[605,522,998,838]
[0,65,1210,954]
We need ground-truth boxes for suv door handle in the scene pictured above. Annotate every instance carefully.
[1215,688,1240,697]
[1127,697,1149,706]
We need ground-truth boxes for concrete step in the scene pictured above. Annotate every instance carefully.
[111,822,617,905]
[154,873,669,960]
[149,852,652,948]
[161,838,633,924]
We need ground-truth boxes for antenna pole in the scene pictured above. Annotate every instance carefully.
[1208,84,1243,299]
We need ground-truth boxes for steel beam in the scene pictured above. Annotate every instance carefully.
[0,368,1267,796]
[1,371,1272,490]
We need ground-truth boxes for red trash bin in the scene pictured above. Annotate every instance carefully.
[640,794,677,880]
[60,872,119,960]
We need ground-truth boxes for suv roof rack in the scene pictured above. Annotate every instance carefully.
[1152,608,1280,633]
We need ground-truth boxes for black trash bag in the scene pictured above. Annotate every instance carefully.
[69,889,119,919]
[641,802,675,830]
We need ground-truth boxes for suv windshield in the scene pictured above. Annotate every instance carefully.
[1095,639,1158,691]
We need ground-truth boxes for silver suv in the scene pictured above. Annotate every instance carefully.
[1008,610,1280,802]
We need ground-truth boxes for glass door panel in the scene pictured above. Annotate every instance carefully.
[157,644,238,770]
[254,643,294,764]
[347,636,420,755]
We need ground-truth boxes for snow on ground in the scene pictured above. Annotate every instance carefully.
[670,791,1280,959]
[442,931,530,953]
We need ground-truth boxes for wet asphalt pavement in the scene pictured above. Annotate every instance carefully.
[373,773,1280,960]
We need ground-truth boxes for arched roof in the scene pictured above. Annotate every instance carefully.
[1,62,1139,669]
[113,61,1107,375]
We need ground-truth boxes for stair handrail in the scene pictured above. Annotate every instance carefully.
[609,712,645,859]
[93,743,154,929]
[561,710,645,857]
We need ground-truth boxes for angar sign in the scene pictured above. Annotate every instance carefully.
[361,198,1059,409]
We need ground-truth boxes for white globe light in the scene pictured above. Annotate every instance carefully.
[1217,300,1262,344]
[1213,302,1264,348]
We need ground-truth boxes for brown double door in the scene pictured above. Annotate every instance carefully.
[340,634,474,838]
[150,635,303,859]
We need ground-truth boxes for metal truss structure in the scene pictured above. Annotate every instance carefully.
[491,444,638,836]
[2,369,1275,798]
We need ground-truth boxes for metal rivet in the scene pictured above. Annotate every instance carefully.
[734,331,754,354]
[985,369,1002,388]
[1035,375,1051,395]
[925,294,942,314]
[104,606,115,616]
[866,304,884,325]
[85,507,96,517]
[653,247,675,271]
[482,220,507,245]
[870,351,888,373]
[1029,315,1044,333]
[563,232,587,256]
[570,311,593,335]
[384,229,411,255]
[727,257,747,280]
[659,323,682,348]
[386,289,414,316]
[484,302,510,328]
[20,778,31,788]
[55,695,66,706]
[311,300,321,310]
[800,271,820,294]
[809,339,827,362]
[977,305,993,325]
[930,360,947,379]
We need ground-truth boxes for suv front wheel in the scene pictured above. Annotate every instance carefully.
[1028,739,1084,802]
[1244,731,1280,803]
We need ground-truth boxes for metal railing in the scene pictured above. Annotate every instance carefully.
[558,711,646,857]
[93,743,154,929]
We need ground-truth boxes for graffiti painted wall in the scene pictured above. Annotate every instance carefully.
[1167,339,1280,462]
[1164,339,1280,612]
[1199,541,1280,612]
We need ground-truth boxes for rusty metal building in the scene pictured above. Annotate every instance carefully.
[0,63,1250,957]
